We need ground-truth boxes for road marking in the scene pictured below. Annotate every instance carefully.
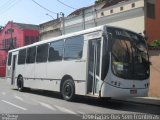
[14,95,24,101]
[1,100,27,111]
[77,111,85,114]
[54,105,76,114]
[2,92,6,95]
[38,101,56,111]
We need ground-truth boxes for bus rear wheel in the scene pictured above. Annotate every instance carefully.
[17,76,24,92]
[61,79,75,101]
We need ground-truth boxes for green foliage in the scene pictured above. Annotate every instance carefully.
[149,39,160,48]
[0,26,3,32]
[95,0,106,4]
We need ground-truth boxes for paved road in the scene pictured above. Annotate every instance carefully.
[0,78,159,120]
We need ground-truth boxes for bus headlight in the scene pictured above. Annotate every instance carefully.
[111,81,121,87]
[144,83,149,88]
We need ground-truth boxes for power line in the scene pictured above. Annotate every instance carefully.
[0,0,13,9]
[0,0,16,10]
[31,0,58,15]
[57,0,76,10]
[0,0,22,15]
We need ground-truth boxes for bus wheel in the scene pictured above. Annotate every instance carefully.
[17,76,24,92]
[62,79,75,101]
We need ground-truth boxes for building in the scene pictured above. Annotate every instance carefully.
[64,0,160,43]
[38,0,159,43]
[39,18,61,41]
[0,21,39,77]
[145,0,160,43]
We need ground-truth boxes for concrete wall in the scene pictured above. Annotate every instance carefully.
[39,20,61,41]
[148,50,160,97]
[97,8,145,34]
[64,0,145,35]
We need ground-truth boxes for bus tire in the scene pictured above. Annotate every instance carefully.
[17,76,24,92]
[61,79,75,101]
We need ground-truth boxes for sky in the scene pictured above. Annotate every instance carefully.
[0,0,95,26]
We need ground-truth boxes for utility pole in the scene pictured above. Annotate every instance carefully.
[82,8,85,30]
[8,21,14,50]
[94,9,97,27]
[60,12,65,35]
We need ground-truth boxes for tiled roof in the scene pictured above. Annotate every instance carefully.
[13,22,39,30]
[68,0,129,16]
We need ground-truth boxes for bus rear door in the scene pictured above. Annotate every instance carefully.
[11,52,18,85]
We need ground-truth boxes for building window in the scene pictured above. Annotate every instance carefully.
[36,37,39,42]
[48,40,64,61]
[13,37,17,48]
[101,12,104,16]
[147,2,155,19]
[132,3,135,8]
[31,36,35,44]
[2,59,6,65]
[64,35,84,60]
[25,36,30,45]
[110,9,113,14]
[120,6,123,11]
[36,44,49,63]
[2,40,5,49]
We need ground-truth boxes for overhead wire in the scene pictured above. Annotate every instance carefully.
[31,0,58,15]
[0,0,13,9]
[57,0,76,10]
[0,0,22,15]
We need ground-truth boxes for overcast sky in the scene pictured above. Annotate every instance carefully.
[0,0,95,26]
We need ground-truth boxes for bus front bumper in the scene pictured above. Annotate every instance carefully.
[100,82,148,98]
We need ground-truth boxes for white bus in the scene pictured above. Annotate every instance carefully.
[6,25,150,101]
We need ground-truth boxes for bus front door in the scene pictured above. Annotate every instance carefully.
[87,39,101,95]
[11,54,17,85]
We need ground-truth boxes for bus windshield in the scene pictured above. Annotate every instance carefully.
[108,27,149,80]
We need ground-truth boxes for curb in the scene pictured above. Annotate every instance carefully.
[113,97,160,106]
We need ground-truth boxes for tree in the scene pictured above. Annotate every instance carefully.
[0,26,3,32]
[95,0,106,4]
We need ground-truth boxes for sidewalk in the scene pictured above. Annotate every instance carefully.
[114,97,160,106]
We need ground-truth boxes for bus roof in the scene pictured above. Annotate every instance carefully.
[8,25,105,53]
[8,25,142,53]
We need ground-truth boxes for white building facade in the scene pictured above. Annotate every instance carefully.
[64,0,145,35]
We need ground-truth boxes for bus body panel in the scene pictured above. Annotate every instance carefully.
[24,64,35,80]
[35,63,47,80]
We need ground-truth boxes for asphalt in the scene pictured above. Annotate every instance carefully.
[114,97,160,106]
[1,77,160,106]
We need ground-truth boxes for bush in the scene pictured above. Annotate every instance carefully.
[149,39,160,48]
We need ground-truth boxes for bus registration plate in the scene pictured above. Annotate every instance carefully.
[130,89,137,94]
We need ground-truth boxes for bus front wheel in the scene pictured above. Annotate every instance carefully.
[61,79,75,101]
[17,76,24,92]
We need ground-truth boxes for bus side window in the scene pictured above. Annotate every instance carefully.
[48,40,64,62]
[36,44,49,63]
[26,46,36,64]
[64,35,84,60]
[7,52,12,66]
[18,49,26,65]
